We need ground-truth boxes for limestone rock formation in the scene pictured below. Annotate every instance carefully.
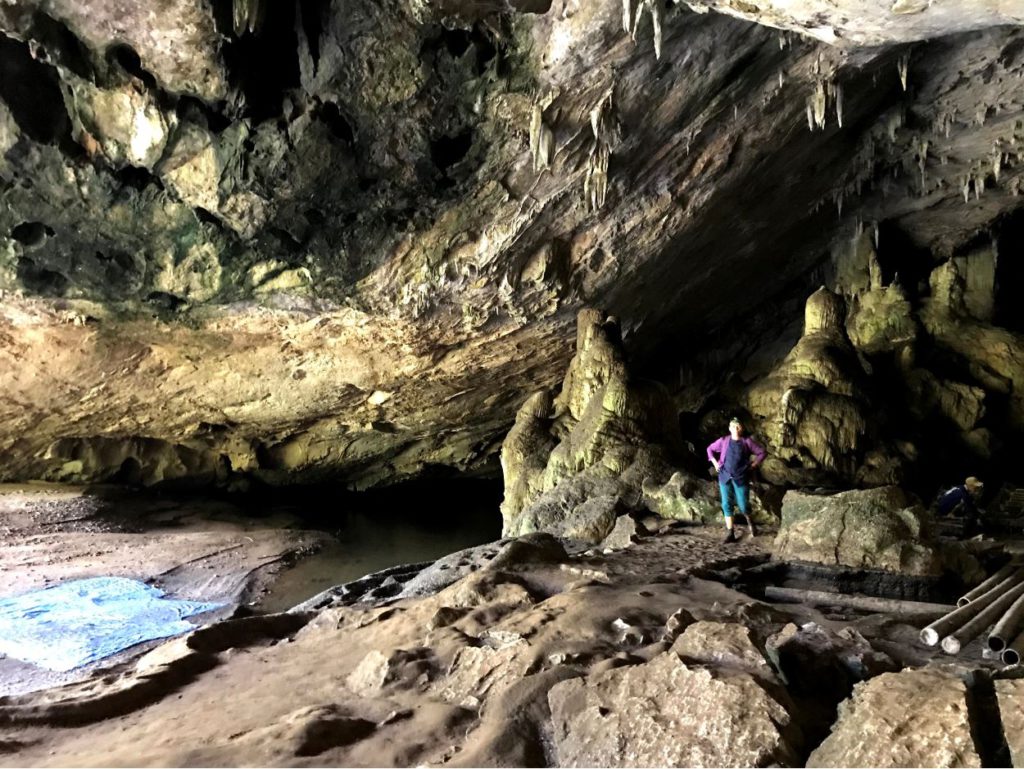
[922,258,1024,433]
[745,288,873,486]
[500,308,700,543]
[2,0,1024,490]
[809,668,981,768]
[773,486,943,575]
[547,651,799,767]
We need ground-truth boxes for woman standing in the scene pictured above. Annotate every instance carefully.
[706,417,766,543]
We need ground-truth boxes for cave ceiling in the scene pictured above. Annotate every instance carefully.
[1,0,1023,488]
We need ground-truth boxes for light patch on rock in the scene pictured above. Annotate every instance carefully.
[548,652,796,767]
[809,668,980,768]
[671,620,769,670]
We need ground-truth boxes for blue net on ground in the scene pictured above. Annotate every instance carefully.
[0,577,222,672]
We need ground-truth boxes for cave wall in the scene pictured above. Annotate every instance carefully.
[1,0,1024,489]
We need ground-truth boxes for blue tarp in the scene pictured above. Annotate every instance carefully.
[0,577,222,672]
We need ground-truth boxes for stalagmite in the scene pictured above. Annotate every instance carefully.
[989,591,1024,652]
[921,569,1024,646]
[942,581,1024,655]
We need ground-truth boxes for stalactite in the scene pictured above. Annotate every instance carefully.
[233,0,263,36]
[917,139,928,190]
[585,91,615,211]
[835,83,844,128]
[897,52,910,91]
[530,101,555,172]
[651,0,664,60]
[585,142,610,211]
[873,221,880,250]
[623,0,637,32]
[807,79,827,131]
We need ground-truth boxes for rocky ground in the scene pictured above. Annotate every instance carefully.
[0,484,326,696]
[0,507,1019,767]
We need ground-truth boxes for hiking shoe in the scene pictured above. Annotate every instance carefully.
[722,529,737,544]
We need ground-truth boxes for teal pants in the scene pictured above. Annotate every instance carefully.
[719,479,749,519]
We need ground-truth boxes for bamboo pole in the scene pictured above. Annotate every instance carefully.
[763,586,952,616]
[942,580,1024,654]
[1002,632,1024,665]
[957,563,1018,607]
[989,591,1024,652]
[921,569,1024,646]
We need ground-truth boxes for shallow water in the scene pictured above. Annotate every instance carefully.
[254,480,502,612]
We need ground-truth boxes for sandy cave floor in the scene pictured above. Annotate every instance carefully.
[0,489,1014,767]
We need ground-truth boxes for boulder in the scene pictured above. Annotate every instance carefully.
[488,532,568,570]
[773,486,943,576]
[547,651,799,767]
[995,679,1024,768]
[809,668,981,768]
[642,471,720,523]
[670,621,769,671]
[599,515,640,551]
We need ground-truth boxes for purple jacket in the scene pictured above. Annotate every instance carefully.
[706,436,766,473]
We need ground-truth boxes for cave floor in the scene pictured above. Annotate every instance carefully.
[0,484,327,696]
[0,514,1015,767]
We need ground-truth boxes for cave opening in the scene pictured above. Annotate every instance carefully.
[995,208,1024,332]
[25,11,95,80]
[318,100,355,145]
[873,220,935,298]
[105,44,157,90]
[0,34,74,148]
[430,129,474,176]
[209,0,301,122]
[298,0,330,70]
[10,221,54,248]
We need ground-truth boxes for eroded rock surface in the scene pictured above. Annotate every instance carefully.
[548,651,798,768]
[2,0,1024,489]
[809,668,981,768]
